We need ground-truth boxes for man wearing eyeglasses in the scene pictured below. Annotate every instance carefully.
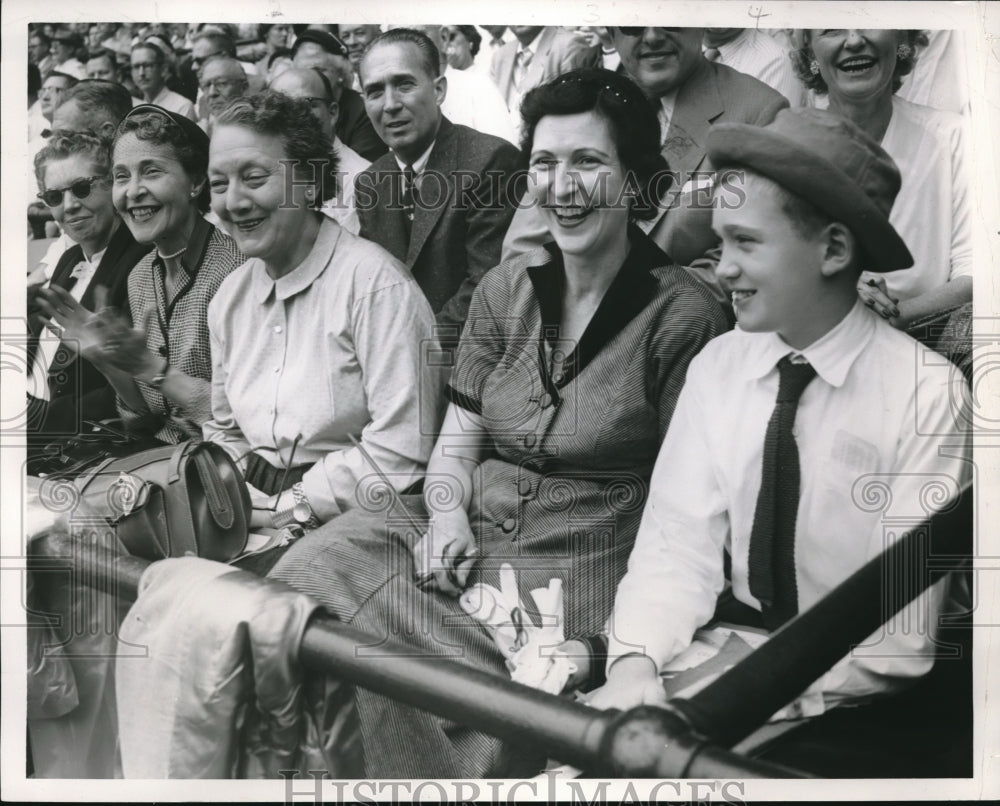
[268,66,370,234]
[502,26,788,305]
[197,55,249,133]
[130,42,196,121]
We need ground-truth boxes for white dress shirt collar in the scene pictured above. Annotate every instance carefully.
[251,216,342,303]
[392,139,436,175]
[741,300,876,388]
[517,29,544,56]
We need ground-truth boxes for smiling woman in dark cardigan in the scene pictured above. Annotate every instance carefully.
[266,68,729,778]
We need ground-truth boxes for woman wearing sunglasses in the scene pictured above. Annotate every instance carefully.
[203,90,442,537]
[28,130,152,440]
[39,104,245,446]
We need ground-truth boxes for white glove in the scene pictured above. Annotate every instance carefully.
[459,566,577,694]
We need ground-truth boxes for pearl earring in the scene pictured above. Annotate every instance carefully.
[809,59,820,75]
[896,43,913,60]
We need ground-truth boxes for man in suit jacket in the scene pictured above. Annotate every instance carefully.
[355,29,523,342]
[491,26,600,120]
[27,221,152,440]
[502,27,788,302]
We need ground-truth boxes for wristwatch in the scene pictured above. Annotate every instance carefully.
[271,482,321,530]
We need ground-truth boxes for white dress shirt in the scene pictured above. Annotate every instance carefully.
[607,302,970,716]
[204,218,445,520]
[320,136,369,234]
[150,86,197,121]
[881,96,971,302]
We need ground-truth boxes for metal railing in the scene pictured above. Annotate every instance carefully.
[30,482,971,778]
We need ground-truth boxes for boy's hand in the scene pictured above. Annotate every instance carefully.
[585,654,667,711]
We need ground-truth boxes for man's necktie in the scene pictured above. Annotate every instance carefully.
[704,46,721,62]
[514,47,533,90]
[401,164,415,240]
[747,355,818,630]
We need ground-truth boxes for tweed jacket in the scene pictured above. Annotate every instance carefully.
[501,58,789,299]
[354,116,523,337]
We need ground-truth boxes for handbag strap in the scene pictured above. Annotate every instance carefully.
[191,444,236,530]
[167,440,191,485]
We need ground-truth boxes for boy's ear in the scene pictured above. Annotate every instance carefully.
[819,222,857,278]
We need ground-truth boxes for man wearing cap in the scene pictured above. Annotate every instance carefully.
[292,28,387,162]
[502,27,788,304]
[355,28,523,340]
[586,109,970,723]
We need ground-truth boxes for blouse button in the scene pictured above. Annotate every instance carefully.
[273,325,283,334]
[523,433,537,448]
[500,518,516,534]
[552,372,564,384]
[518,479,533,496]
[539,393,553,409]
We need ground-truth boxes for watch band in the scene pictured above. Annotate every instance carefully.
[291,482,321,529]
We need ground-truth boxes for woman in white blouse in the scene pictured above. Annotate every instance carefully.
[792,29,971,330]
[204,90,444,533]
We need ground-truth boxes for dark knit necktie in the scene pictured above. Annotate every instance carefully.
[747,355,817,631]
[401,163,415,240]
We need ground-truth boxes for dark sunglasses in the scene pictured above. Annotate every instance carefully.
[614,27,683,37]
[37,175,106,208]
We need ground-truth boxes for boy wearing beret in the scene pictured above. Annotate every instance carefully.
[588,108,971,716]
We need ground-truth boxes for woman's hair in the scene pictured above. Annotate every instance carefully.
[519,67,667,221]
[113,109,211,211]
[451,26,482,58]
[34,129,111,189]
[213,89,339,204]
[790,29,926,96]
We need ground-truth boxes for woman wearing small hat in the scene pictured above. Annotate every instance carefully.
[791,30,971,334]
[39,105,244,445]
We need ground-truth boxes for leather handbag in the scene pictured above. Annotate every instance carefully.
[73,441,250,562]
